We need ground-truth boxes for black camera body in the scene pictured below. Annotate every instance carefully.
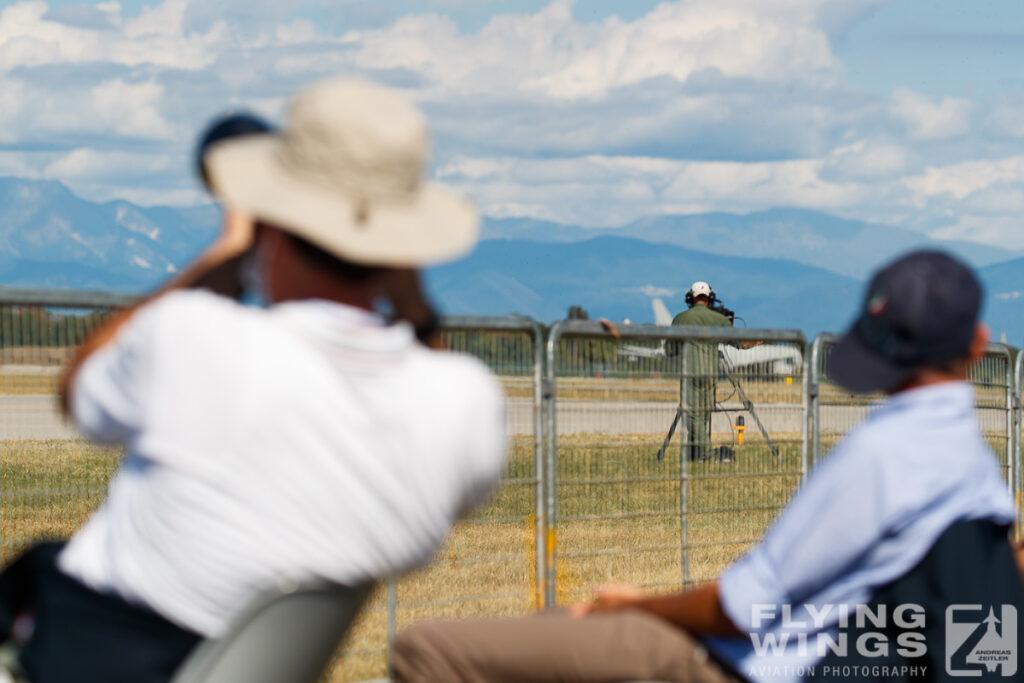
[710,300,736,324]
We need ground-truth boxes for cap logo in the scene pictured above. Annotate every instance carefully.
[867,292,887,317]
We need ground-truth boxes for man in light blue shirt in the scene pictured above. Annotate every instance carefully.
[392,251,1017,683]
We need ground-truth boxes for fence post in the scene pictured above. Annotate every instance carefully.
[530,320,547,610]
[807,335,824,470]
[679,342,691,587]
[543,322,562,608]
[386,576,397,652]
[1004,347,1016,524]
[800,339,811,484]
[1013,349,1023,542]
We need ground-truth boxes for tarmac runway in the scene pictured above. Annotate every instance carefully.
[2,394,1010,441]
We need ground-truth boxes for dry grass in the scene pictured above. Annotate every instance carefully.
[0,370,1011,680]
[0,440,119,554]
[1,434,798,681]
[0,374,59,395]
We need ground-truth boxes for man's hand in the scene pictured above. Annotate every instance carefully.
[379,268,442,348]
[570,583,645,617]
[570,582,742,638]
[215,210,256,256]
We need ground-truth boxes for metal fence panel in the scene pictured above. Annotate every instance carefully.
[809,335,1016,490]
[806,333,884,468]
[0,294,130,564]
[5,287,1022,680]
[340,317,545,681]
[973,344,1015,488]
[544,321,807,603]
[0,291,546,683]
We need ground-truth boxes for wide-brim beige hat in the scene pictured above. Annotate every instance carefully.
[205,78,479,267]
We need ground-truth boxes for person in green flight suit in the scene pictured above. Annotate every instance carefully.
[672,281,733,462]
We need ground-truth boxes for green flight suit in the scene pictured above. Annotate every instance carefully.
[671,304,733,462]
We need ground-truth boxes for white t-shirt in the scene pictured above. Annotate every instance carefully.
[60,291,506,637]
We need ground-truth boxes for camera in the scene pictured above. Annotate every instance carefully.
[710,300,735,323]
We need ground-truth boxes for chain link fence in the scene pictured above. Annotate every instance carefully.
[808,335,1017,488]
[0,289,133,565]
[2,288,1022,680]
[338,317,545,681]
[542,321,807,603]
[972,344,1015,488]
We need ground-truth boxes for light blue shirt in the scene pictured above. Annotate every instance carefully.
[705,381,1015,683]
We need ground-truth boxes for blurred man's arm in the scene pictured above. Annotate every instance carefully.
[59,211,254,416]
[576,582,743,638]
[378,268,442,349]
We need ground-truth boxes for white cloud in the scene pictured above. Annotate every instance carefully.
[0,0,220,73]
[661,158,866,211]
[822,139,909,181]
[60,182,205,206]
[930,214,1024,250]
[438,154,877,226]
[903,157,1024,201]
[353,0,842,100]
[43,148,173,179]
[122,0,187,38]
[633,284,678,297]
[92,79,174,139]
[889,87,973,142]
[0,0,1023,252]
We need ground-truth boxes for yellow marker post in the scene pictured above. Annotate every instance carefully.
[733,415,745,445]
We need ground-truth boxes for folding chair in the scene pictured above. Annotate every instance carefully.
[170,579,373,683]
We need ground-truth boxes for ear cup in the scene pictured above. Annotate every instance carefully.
[685,291,694,306]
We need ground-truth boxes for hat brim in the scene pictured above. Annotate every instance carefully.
[205,136,479,267]
[827,327,914,394]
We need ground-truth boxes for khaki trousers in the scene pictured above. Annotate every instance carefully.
[392,610,742,683]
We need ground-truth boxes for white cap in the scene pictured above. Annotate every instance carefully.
[690,281,711,298]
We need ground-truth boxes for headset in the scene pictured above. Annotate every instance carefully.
[684,283,717,307]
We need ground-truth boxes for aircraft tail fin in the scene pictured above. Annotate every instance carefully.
[652,298,673,326]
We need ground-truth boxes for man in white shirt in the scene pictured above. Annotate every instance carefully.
[0,79,506,683]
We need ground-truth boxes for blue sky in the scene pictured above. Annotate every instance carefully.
[4,0,1024,248]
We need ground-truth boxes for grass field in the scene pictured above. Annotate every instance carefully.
[0,433,799,681]
[0,373,58,395]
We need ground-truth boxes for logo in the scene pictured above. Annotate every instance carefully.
[946,605,1017,677]
[867,292,888,317]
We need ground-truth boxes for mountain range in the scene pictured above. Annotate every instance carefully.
[2,176,1024,341]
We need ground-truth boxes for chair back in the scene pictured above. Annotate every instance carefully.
[171,580,373,683]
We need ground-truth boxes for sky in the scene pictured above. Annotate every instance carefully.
[4,0,1024,247]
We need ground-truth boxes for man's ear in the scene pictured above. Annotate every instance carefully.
[968,323,990,363]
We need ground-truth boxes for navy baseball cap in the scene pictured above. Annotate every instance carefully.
[195,112,273,190]
[827,250,982,393]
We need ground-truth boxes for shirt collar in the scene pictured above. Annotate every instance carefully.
[872,380,975,417]
[269,299,415,352]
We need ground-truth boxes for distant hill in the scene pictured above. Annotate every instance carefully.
[0,177,217,292]
[483,209,1021,279]
[427,236,862,334]
[978,257,1024,345]
[1,176,1022,340]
